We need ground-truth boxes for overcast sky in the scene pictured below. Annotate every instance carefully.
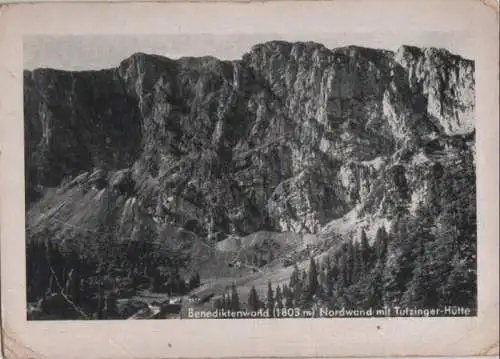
[24,32,475,71]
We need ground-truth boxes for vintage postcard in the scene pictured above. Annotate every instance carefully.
[1,0,498,358]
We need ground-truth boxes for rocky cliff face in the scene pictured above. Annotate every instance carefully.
[24,41,475,247]
[394,46,475,135]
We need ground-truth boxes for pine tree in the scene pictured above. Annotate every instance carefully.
[96,285,105,319]
[346,241,356,286]
[297,269,308,306]
[213,297,223,310]
[289,264,300,290]
[266,281,274,317]
[375,227,389,263]
[247,285,260,311]
[366,268,384,309]
[318,258,329,297]
[285,290,293,308]
[289,264,301,305]
[383,216,421,306]
[339,257,349,290]
[281,283,288,298]
[230,283,240,311]
[403,253,433,307]
[188,272,201,290]
[352,242,365,282]
[444,254,475,308]
[307,257,319,300]
[325,263,337,299]
[360,229,372,269]
[283,284,293,308]
[221,292,228,310]
[437,164,476,309]
[275,285,283,309]
[103,292,118,319]
[301,269,308,287]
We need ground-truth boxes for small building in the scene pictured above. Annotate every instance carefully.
[188,295,200,304]
[169,296,182,304]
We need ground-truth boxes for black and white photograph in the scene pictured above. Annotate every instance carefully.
[1,1,498,358]
[24,35,477,321]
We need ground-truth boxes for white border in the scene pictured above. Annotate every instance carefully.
[1,1,498,358]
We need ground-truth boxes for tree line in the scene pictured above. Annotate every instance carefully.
[26,227,201,319]
[27,153,476,318]
[227,156,476,315]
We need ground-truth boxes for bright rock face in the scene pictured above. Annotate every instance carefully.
[24,42,475,243]
[394,45,475,135]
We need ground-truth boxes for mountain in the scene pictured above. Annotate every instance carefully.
[24,41,476,319]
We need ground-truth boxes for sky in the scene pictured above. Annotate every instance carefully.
[23,32,476,71]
